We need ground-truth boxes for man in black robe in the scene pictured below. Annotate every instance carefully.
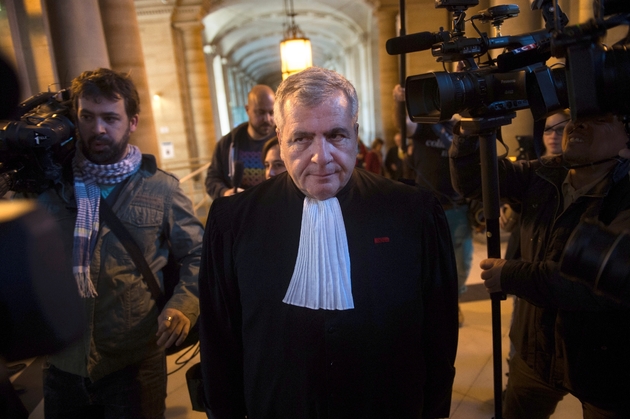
[198,67,459,419]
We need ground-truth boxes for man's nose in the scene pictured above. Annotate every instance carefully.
[311,137,332,165]
[94,118,107,134]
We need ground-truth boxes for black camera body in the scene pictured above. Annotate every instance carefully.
[0,90,76,195]
[388,0,630,123]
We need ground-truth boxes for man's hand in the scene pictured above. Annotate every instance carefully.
[479,258,506,293]
[393,84,405,102]
[156,308,191,349]
[620,148,630,159]
[223,187,244,197]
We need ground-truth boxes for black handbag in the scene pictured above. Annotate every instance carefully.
[99,197,199,355]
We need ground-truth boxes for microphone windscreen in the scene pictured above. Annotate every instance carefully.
[232,160,244,190]
[386,32,440,55]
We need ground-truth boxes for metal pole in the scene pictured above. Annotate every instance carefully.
[479,129,504,419]
[398,0,407,148]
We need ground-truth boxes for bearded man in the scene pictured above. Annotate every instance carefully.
[205,84,276,199]
[38,68,203,418]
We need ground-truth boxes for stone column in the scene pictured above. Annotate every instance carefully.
[374,3,401,148]
[172,5,215,161]
[99,0,160,160]
[3,0,57,98]
[43,0,110,88]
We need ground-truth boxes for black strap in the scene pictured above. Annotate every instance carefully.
[99,197,167,310]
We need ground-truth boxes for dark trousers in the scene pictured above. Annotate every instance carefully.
[504,354,630,419]
[43,350,166,419]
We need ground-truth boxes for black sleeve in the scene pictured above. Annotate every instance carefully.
[419,194,459,418]
[205,135,232,200]
[502,255,630,311]
[199,198,247,418]
[384,147,397,177]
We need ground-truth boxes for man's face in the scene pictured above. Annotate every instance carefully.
[543,112,568,155]
[246,94,274,139]
[278,93,358,200]
[264,144,286,179]
[563,114,628,165]
[77,95,138,164]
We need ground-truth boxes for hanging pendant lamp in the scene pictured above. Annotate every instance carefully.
[280,0,312,80]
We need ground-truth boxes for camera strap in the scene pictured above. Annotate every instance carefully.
[99,197,167,310]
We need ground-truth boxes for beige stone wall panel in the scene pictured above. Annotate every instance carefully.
[101,0,160,160]
[137,12,190,167]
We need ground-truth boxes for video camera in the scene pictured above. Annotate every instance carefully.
[0,90,76,196]
[386,0,630,125]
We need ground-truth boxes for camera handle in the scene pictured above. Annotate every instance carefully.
[460,113,514,419]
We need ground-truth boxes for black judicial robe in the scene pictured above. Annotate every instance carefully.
[199,169,459,419]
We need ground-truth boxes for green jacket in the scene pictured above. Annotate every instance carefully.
[38,155,203,381]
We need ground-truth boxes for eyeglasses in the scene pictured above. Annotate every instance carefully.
[543,126,566,136]
[544,118,570,136]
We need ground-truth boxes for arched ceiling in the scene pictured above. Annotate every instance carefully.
[202,0,377,86]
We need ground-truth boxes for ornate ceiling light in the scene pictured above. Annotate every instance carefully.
[280,0,312,80]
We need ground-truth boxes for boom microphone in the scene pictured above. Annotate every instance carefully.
[386,31,449,55]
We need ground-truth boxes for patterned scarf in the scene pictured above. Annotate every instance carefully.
[72,145,142,297]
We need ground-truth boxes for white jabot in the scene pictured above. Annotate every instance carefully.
[283,197,354,310]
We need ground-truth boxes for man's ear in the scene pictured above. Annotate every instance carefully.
[129,114,139,133]
[354,123,359,139]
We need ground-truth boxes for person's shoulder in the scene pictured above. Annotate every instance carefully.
[353,169,427,199]
[136,155,180,194]
[215,122,249,146]
[231,122,250,140]
[207,176,282,236]
[350,171,442,220]
[231,173,291,207]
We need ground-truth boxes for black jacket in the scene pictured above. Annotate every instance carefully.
[450,134,630,404]
[199,169,459,418]
[205,122,249,200]
[204,123,274,200]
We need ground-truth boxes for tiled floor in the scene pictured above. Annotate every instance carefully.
[16,235,583,418]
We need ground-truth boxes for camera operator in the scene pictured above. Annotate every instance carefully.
[394,84,473,326]
[449,112,630,418]
[35,68,204,418]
